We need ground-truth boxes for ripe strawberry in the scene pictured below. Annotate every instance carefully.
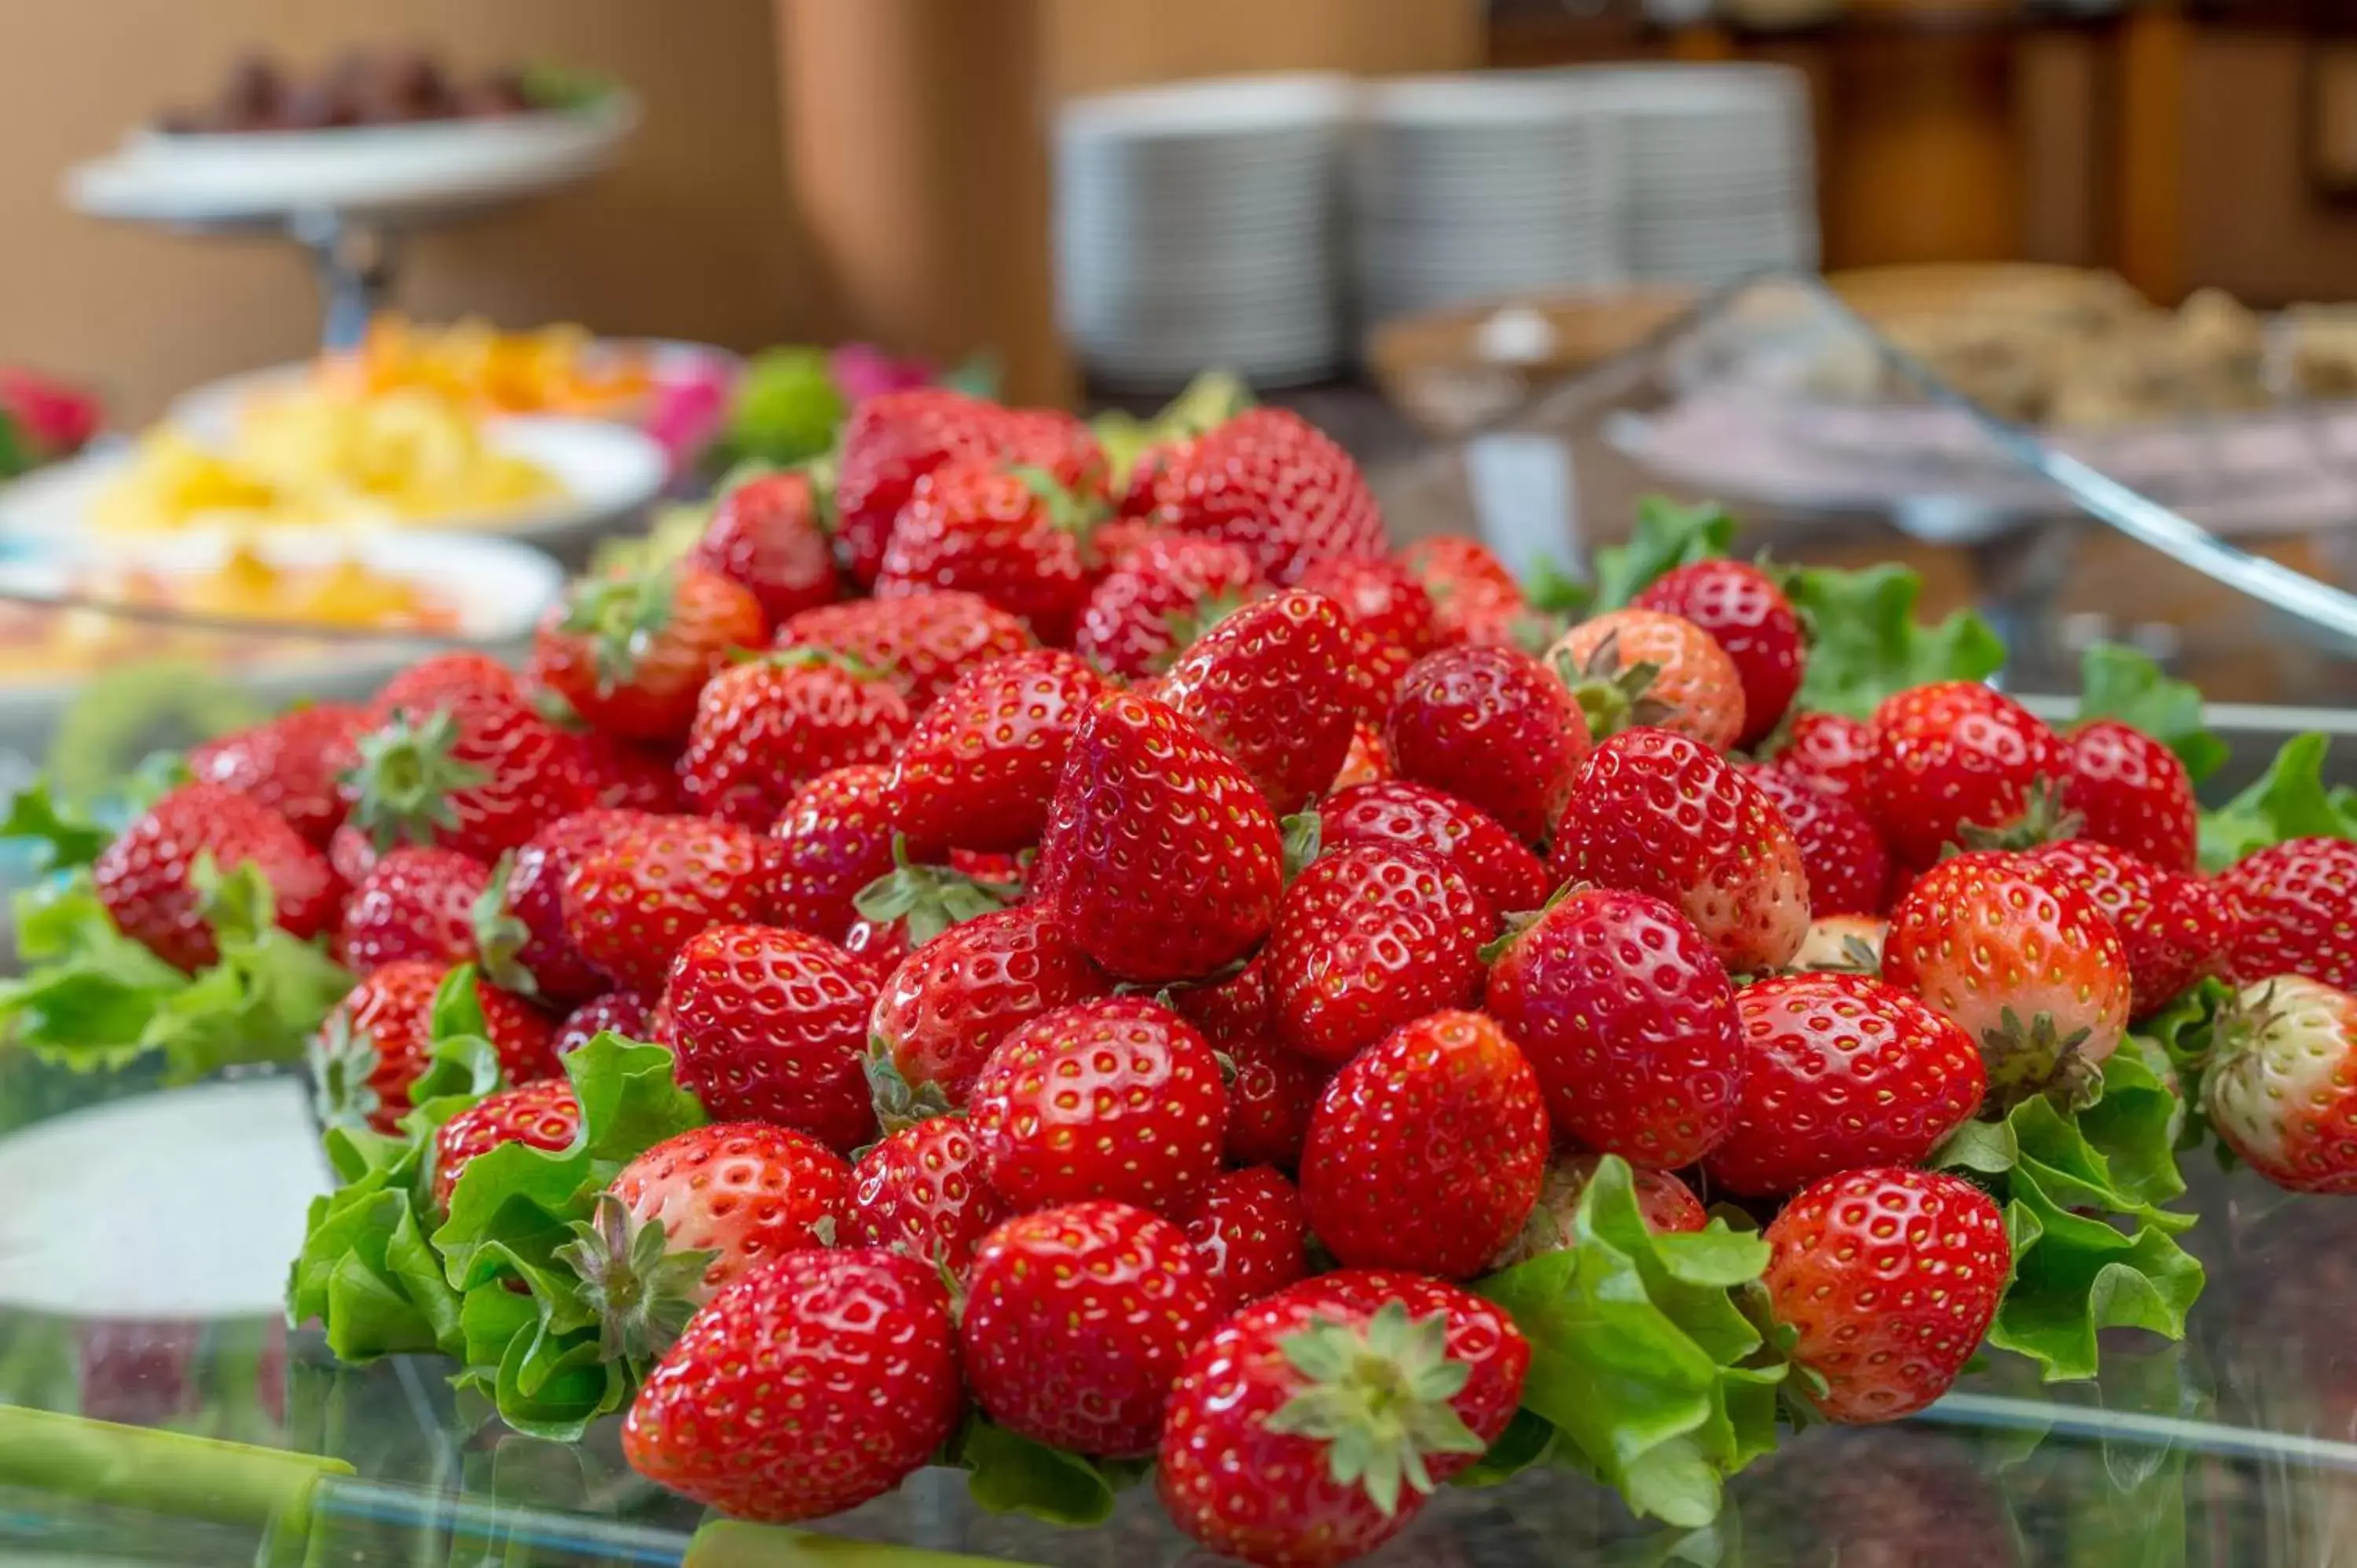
[962,1200,1221,1456]
[565,728,682,814]
[969,997,1226,1214]
[2030,839,2216,1017]
[1159,1270,1527,1568]
[1073,533,1263,677]
[347,660,592,863]
[848,1117,1010,1273]
[766,764,897,943]
[1703,973,1985,1196]
[1867,682,2068,870]
[1744,765,1892,917]
[1549,607,1745,753]
[2220,837,2357,995]
[777,590,1034,709]
[1157,589,1362,813]
[1485,886,1742,1167]
[1269,844,1494,1067]
[1335,621,1415,724]
[1034,692,1283,983]
[877,460,1096,643]
[529,565,766,744]
[93,782,336,972]
[867,903,1111,1115]
[372,650,522,711]
[597,1122,851,1309]
[678,652,911,828]
[1489,1152,1708,1268]
[1318,780,1551,914]
[1400,534,1530,647]
[888,650,1110,856]
[1550,728,1810,974]
[1299,1010,1548,1279]
[187,702,364,848]
[1153,407,1387,584]
[1295,555,1443,667]
[1217,1031,1325,1170]
[622,1248,959,1522]
[1385,646,1589,844]
[311,961,558,1131]
[430,1079,581,1214]
[338,844,489,974]
[559,814,773,996]
[1764,1167,2008,1423]
[831,387,1023,585]
[1772,710,1876,804]
[686,469,840,625]
[1171,948,1274,1043]
[1331,721,1391,792]
[471,809,651,1004]
[1183,1166,1309,1312]
[2062,720,2198,874]
[555,991,654,1055]
[664,924,879,1153]
[1882,850,2132,1108]
[2202,976,2357,1192]
[1633,559,1805,749]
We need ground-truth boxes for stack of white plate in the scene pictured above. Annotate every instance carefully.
[1578,65,1816,288]
[1054,75,1351,391]
[1350,75,1626,325]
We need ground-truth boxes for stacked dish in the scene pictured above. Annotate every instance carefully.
[1054,75,1351,391]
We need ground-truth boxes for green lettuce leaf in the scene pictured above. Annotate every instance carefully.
[948,1414,1141,1526]
[1473,1155,1780,1529]
[2074,644,2229,784]
[1590,498,1738,612]
[2198,733,2357,872]
[2129,979,2235,1166]
[0,782,111,870]
[1785,563,2007,719]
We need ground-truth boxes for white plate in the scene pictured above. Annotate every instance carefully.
[1061,74,1353,142]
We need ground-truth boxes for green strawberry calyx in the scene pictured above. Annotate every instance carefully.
[1550,628,1677,740]
[344,705,489,851]
[1264,1301,1487,1518]
[554,1192,720,1365]
[469,854,539,997]
[1279,812,1323,883]
[865,1037,955,1134]
[560,564,680,694]
[1953,778,2081,856]
[306,1011,383,1134]
[1977,1004,2102,1116]
[852,837,1016,948]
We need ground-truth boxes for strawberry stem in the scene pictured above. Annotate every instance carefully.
[344,707,490,851]
[1264,1302,1487,1518]
[469,854,538,998]
[554,1192,718,1365]
[559,566,679,694]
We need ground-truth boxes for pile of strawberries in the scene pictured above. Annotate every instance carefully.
[46,383,2357,1566]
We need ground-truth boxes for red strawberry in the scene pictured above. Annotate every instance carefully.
[1400,534,1530,647]
[888,649,1110,856]
[1490,1152,1708,1267]
[969,997,1227,1214]
[1157,589,1362,814]
[1550,728,1810,974]
[472,809,651,1004]
[1318,780,1550,914]
[1744,765,1892,918]
[1882,850,2132,1108]
[664,924,879,1153]
[187,703,364,848]
[2062,720,2198,874]
[2030,839,2216,1017]
[529,565,766,744]
[560,814,775,996]
[1171,949,1274,1043]
[1867,682,2068,870]
[93,782,335,972]
[1633,559,1805,749]
[566,729,682,814]
[679,652,911,828]
[848,1117,1010,1273]
[599,1122,851,1306]
[1549,608,1746,753]
[777,590,1034,709]
[1159,1270,1527,1568]
[347,660,592,863]
[831,387,1022,585]
[1295,556,1443,666]
[1269,844,1494,1068]
[1217,1031,1325,1170]
[2220,837,2357,995]
[767,764,897,943]
[372,651,522,711]
[1331,721,1391,793]
[1154,407,1386,584]
[877,460,1097,643]
[1182,1166,1309,1311]
[312,961,557,1131]
[1034,692,1283,984]
[328,822,381,889]
[1299,1010,1548,1279]
[2202,976,2357,1192]
[1772,710,1877,804]
[1702,973,1985,1196]
[555,991,654,1055]
[1765,1168,2008,1423]
[430,1079,581,1214]
[867,903,1111,1115]
[1073,533,1263,678]
[960,1200,1222,1457]
[687,469,840,625]
[338,844,489,974]
[1384,645,1589,844]
[622,1248,959,1522]
[1335,620,1415,723]
[1484,886,1743,1168]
